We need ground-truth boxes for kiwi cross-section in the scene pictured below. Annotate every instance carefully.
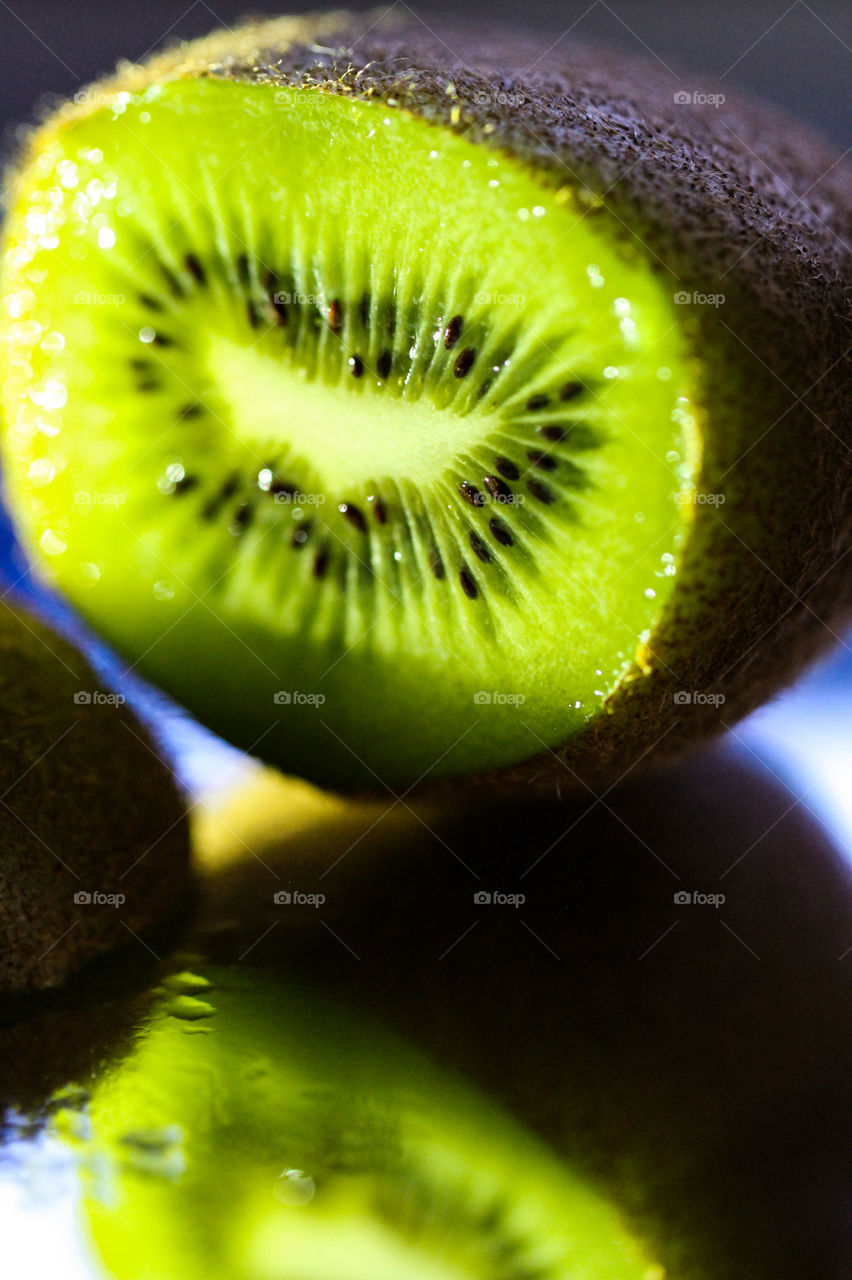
[1,13,850,791]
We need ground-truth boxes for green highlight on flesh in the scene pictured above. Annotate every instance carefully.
[0,79,699,786]
[51,965,664,1279]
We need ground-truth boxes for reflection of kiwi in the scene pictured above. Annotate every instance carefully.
[2,14,850,790]
[0,602,190,994]
[193,749,852,1279]
[61,964,663,1280]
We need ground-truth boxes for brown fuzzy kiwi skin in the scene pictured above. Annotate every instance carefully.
[0,602,190,995]
[30,10,852,797]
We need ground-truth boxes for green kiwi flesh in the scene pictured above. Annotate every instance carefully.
[0,71,697,788]
[57,963,663,1279]
[1,13,850,792]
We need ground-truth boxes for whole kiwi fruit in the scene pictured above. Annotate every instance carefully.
[0,601,189,994]
[1,11,850,792]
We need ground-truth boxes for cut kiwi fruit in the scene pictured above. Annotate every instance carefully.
[0,601,189,993]
[1,14,850,790]
[56,962,664,1279]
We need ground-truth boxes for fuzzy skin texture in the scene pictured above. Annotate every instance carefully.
[0,603,190,993]
[26,10,852,796]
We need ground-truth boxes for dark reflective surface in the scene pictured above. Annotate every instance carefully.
[1,743,851,1278]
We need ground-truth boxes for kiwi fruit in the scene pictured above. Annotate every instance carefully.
[54,962,664,1280]
[1,12,850,791]
[0,601,189,994]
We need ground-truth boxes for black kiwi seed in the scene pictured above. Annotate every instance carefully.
[459,565,479,599]
[328,299,343,333]
[270,289,288,324]
[370,497,388,524]
[484,475,512,501]
[230,503,252,535]
[202,473,240,521]
[247,300,262,330]
[173,474,199,495]
[340,502,366,532]
[430,548,446,580]
[454,347,476,378]
[313,546,330,578]
[560,380,584,401]
[160,264,186,299]
[494,456,520,481]
[526,393,550,411]
[236,253,251,286]
[459,481,485,507]
[136,376,160,392]
[489,516,513,546]
[184,253,206,285]
[527,478,555,505]
[348,354,364,378]
[539,425,568,443]
[270,479,298,499]
[469,531,492,563]
[527,449,557,472]
[377,349,392,379]
[151,333,175,348]
[138,293,164,313]
[130,357,154,373]
[178,402,203,421]
[443,314,463,349]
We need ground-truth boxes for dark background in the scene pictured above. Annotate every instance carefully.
[1,0,851,147]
